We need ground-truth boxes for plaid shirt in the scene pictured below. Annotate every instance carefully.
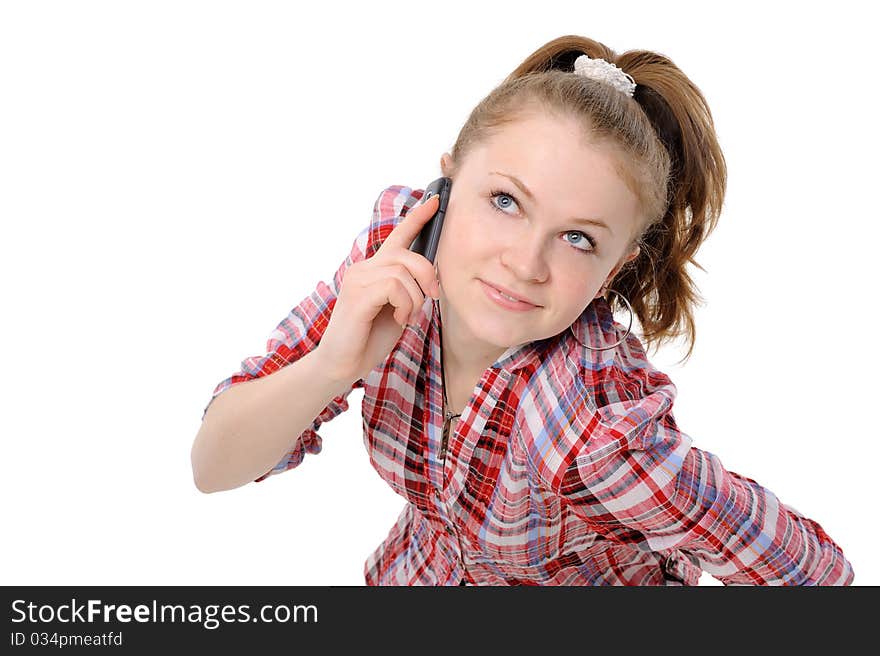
[203,185,854,586]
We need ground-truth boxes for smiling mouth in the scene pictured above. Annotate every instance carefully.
[497,288,527,303]
[482,280,539,306]
[480,280,540,311]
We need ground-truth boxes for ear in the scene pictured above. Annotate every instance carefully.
[623,245,640,264]
[595,245,640,298]
[440,152,454,177]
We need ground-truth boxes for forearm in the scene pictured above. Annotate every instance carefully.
[191,347,355,493]
[703,468,854,586]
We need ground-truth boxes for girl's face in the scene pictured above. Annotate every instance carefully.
[435,112,642,361]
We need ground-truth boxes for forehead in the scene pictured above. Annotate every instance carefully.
[464,115,640,228]
[474,115,616,178]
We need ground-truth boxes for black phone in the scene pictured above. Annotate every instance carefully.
[408,176,451,264]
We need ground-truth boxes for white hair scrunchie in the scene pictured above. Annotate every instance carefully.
[573,54,637,97]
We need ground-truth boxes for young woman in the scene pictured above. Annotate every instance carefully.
[191,35,854,586]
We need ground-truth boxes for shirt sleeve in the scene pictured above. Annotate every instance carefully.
[558,359,855,586]
[200,185,416,483]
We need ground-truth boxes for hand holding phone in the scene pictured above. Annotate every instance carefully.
[315,192,443,384]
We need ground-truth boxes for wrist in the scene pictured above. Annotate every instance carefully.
[307,347,359,397]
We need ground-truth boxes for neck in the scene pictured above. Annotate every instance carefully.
[437,295,505,383]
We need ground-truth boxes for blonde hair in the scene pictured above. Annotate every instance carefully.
[443,35,727,362]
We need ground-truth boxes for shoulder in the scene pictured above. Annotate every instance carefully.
[536,307,683,459]
[518,332,684,491]
[601,336,676,408]
[565,298,678,417]
[536,326,690,486]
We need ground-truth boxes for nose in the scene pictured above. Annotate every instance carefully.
[499,237,549,283]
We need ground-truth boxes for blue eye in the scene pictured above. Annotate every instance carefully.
[489,189,519,214]
[488,188,596,254]
[563,232,592,249]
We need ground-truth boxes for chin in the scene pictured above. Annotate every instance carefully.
[467,302,536,346]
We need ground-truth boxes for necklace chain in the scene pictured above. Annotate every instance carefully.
[439,310,462,421]
[438,307,460,465]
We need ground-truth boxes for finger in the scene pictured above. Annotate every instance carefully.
[386,261,433,321]
[382,274,421,327]
[384,263,429,323]
[393,249,441,300]
[363,264,427,324]
[378,193,439,252]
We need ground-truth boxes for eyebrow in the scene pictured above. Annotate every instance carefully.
[490,171,613,236]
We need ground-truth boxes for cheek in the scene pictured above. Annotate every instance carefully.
[438,206,489,260]
[558,275,593,307]
[455,205,508,256]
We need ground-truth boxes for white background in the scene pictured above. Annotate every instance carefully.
[2,0,876,586]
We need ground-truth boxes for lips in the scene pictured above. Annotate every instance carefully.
[482,280,539,306]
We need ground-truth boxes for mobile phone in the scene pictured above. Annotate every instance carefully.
[408,177,451,264]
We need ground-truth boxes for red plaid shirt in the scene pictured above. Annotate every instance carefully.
[203,185,854,586]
